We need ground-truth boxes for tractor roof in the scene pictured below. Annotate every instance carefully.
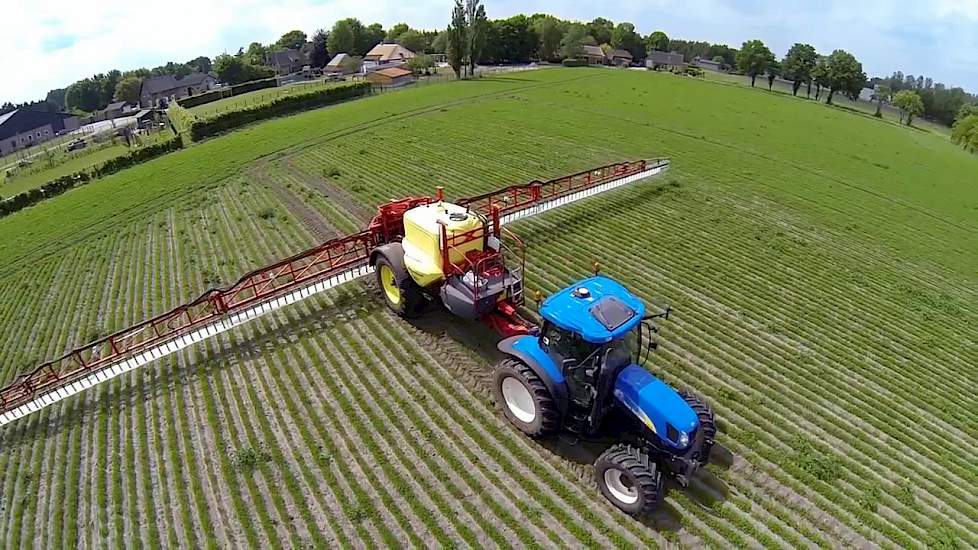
[540,276,645,343]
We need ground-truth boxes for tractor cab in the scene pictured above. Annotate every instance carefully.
[537,276,651,432]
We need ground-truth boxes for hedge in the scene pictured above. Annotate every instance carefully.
[561,58,589,67]
[188,82,372,141]
[0,135,183,218]
[176,77,279,109]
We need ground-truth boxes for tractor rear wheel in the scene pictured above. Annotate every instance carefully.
[374,253,426,318]
[594,444,663,515]
[680,390,717,467]
[492,358,559,437]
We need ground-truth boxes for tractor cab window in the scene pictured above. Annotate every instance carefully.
[541,323,597,364]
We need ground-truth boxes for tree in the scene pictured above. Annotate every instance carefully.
[397,30,425,53]
[310,29,329,67]
[822,49,865,105]
[766,61,780,91]
[812,56,829,100]
[406,54,435,75]
[245,42,267,66]
[736,39,775,87]
[532,16,563,62]
[892,90,924,125]
[781,43,817,96]
[956,104,978,123]
[871,85,891,118]
[951,114,978,152]
[560,24,588,60]
[446,0,467,78]
[65,78,102,112]
[611,22,644,61]
[587,17,614,45]
[45,88,67,111]
[214,54,246,84]
[359,23,386,55]
[187,56,212,73]
[100,70,121,107]
[488,15,536,63]
[646,31,669,53]
[114,77,142,104]
[276,30,308,50]
[329,18,364,55]
[431,30,449,53]
[464,0,488,76]
[388,23,410,42]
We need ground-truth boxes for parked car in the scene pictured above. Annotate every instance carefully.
[67,139,87,151]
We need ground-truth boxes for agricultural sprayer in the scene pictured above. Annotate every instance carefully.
[0,158,715,514]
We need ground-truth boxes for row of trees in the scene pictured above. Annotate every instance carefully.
[736,40,866,105]
[871,72,977,126]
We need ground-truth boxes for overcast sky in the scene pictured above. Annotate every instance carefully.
[2,0,977,103]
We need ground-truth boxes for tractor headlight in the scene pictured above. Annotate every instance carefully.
[678,431,690,448]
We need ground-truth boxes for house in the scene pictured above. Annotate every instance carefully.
[138,73,218,108]
[0,109,80,156]
[325,53,362,75]
[606,49,633,66]
[692,57,724,72]
[646,51,686,69]
[362,43,416,70]
[582,45,606,65]
[96,101,133,121]
[267,48,308,75]
[365,67,415,88]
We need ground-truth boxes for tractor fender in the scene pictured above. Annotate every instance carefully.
[369,242,405,268]
[497,335,568,418]
[613,365,699,451]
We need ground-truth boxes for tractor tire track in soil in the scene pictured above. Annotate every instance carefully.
[280,157,373,223]
[251,162,338,243]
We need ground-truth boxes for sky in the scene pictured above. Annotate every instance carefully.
[2,0,977,104]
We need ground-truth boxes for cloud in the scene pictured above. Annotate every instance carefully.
[1,0,976,104]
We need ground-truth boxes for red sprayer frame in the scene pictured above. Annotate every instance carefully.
[0,160,658,418]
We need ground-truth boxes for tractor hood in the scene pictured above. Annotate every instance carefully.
[613,365,698,450]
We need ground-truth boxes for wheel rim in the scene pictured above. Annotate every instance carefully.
[603,468,639,505]
[379,265,400,305]
[500,377,536,423]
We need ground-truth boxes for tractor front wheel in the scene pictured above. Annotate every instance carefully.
[680,390,717,467]
[594,444,663,515]
[492,358,559,437]
[374,253,426,318]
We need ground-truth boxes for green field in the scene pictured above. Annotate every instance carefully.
[1,67,976,547]
[187,80,350,119]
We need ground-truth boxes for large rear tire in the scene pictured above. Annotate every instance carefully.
[680,390,717,467]
[374,252,426,318]
[492,358,559,437]
[594,444,663,515]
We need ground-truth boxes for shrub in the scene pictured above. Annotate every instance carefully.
[188,82,371,141]
[685,66,705,77]
[561,58,588,67]
[0,135,183,218]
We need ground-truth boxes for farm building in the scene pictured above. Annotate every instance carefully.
[95,101,133,121]
[582,45,606,65]
[366,67,415,88]
[363,44,416,71]
[138,72,218,108]
[692,57,724,71]
[0,109,80,155]
[268,48,309,75]
[646,51,686,69]
[325,53,362,75]
[606,49,634,66]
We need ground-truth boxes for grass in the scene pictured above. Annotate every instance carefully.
[0,67,976,547]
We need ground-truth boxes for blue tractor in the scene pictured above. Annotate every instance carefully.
[492,276,717,515]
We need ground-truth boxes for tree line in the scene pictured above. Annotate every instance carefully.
[5,4,976,128]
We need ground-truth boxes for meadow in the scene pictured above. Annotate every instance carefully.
[0,67,975,548]
[186,80,351,119]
